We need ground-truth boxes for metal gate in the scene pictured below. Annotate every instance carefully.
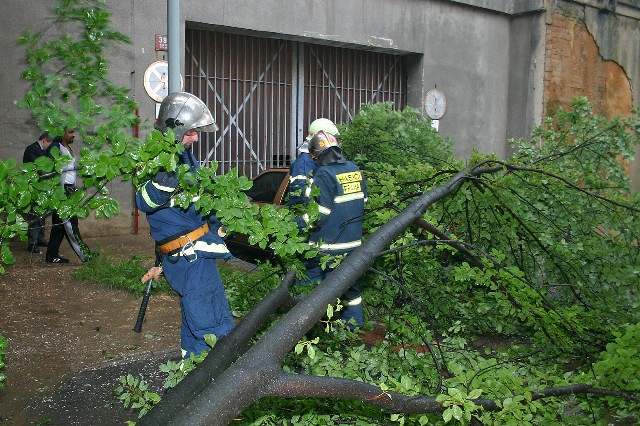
[302,44,406,138]
[185,29,406,177]
[185,30,294,177]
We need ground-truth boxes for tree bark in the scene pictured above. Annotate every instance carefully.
[268,373,497,413]
[139,272,296,425]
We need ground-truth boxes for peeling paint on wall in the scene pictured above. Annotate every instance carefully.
[543,10,637,184]
[543,12,633,118]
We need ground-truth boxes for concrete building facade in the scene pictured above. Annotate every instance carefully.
[0,0,638,235]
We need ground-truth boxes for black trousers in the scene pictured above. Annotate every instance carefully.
[26,214,46,248]
[46,185,84,260]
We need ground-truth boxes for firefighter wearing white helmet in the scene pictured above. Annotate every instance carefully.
[308,117,340,139]
[288,118,340,208]
[137,92,235,357]
[296,130,368,329]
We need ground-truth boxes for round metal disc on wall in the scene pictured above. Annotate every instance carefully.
[143,60,183,102]
[423,88,447,120]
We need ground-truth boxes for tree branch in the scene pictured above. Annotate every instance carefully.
[269,373,454,413]
[413,218,483,267]
[491,161,639,213]
[268,373,640,414]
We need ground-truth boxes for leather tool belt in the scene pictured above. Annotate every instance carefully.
[158,223,209,255]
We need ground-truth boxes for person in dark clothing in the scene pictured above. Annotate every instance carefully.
[297,130,368,328]
[287,119,340,231]
[22,132,53,253]
[46,128,87,264]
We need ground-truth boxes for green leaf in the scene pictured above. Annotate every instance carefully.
[204,334,217,348]
[451,405,463,421]
[34,155,54,172]
[443,408,453,423]
[468,389,482,400]
[326,303,334,319]
[307,345,316,360]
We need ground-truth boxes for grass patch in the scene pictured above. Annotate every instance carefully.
[220,262,282,316]
[0,334,6,392]
[73,255,283,316]
[72,255,172,296]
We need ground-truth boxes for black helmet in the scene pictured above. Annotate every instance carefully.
[308,131,339,159]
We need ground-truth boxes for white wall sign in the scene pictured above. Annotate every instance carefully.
[143,60,183,103]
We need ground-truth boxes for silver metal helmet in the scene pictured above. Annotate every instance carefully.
[155,92,218,142]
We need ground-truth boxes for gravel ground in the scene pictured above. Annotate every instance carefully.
[0,233,181,425]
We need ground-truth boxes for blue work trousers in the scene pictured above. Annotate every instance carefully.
[162,255,235,357]
[297,258,364,328]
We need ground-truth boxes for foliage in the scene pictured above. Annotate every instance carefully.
[12,2,640,424]
[0,0,137,274]
[250,98,639,424]
[221,263,283,317]
[339,102,453,168]
[587,322,640,420]
[593,323,640,392]
[116,334,217,420]
[114,374,161,419]
[349,98,640,351]
[2,0,317,275]
[158,335,216,390]
[114,99,637,424]
[0,335,7,391]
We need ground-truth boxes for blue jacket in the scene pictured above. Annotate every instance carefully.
[306,159,367,255]
[287,152,316,207]
[135,149,231,259]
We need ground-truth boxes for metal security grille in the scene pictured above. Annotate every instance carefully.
[185,30,294,177]
[302,44,406,132]
[185,29,406,177]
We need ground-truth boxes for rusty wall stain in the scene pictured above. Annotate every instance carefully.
[543,12,633,119]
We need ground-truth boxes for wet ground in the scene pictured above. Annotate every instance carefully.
[0,233,181,425]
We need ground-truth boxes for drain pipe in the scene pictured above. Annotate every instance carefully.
[167,0,181,94]
[131,108,140,234]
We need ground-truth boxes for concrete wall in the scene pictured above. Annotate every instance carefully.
[177,0,527,157]
[507,13,546,152]
[418,2,512,157]
[2,0,638,235]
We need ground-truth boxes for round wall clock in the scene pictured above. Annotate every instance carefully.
[423,88,447,120]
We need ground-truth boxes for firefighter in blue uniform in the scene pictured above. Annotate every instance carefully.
[299,130,367,327]
[287,118,340,209]
[138,92,234,357]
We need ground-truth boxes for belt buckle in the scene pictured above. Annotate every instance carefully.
[180,236,198,263]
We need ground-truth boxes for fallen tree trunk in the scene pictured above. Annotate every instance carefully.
[145,166,500,425]
[139,272,296,424]
[142,164,637,424]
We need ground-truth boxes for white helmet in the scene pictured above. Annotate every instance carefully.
[155,92,218,142]
[307,118,339,140]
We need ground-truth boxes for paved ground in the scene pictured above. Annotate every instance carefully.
[0,233,182,425]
